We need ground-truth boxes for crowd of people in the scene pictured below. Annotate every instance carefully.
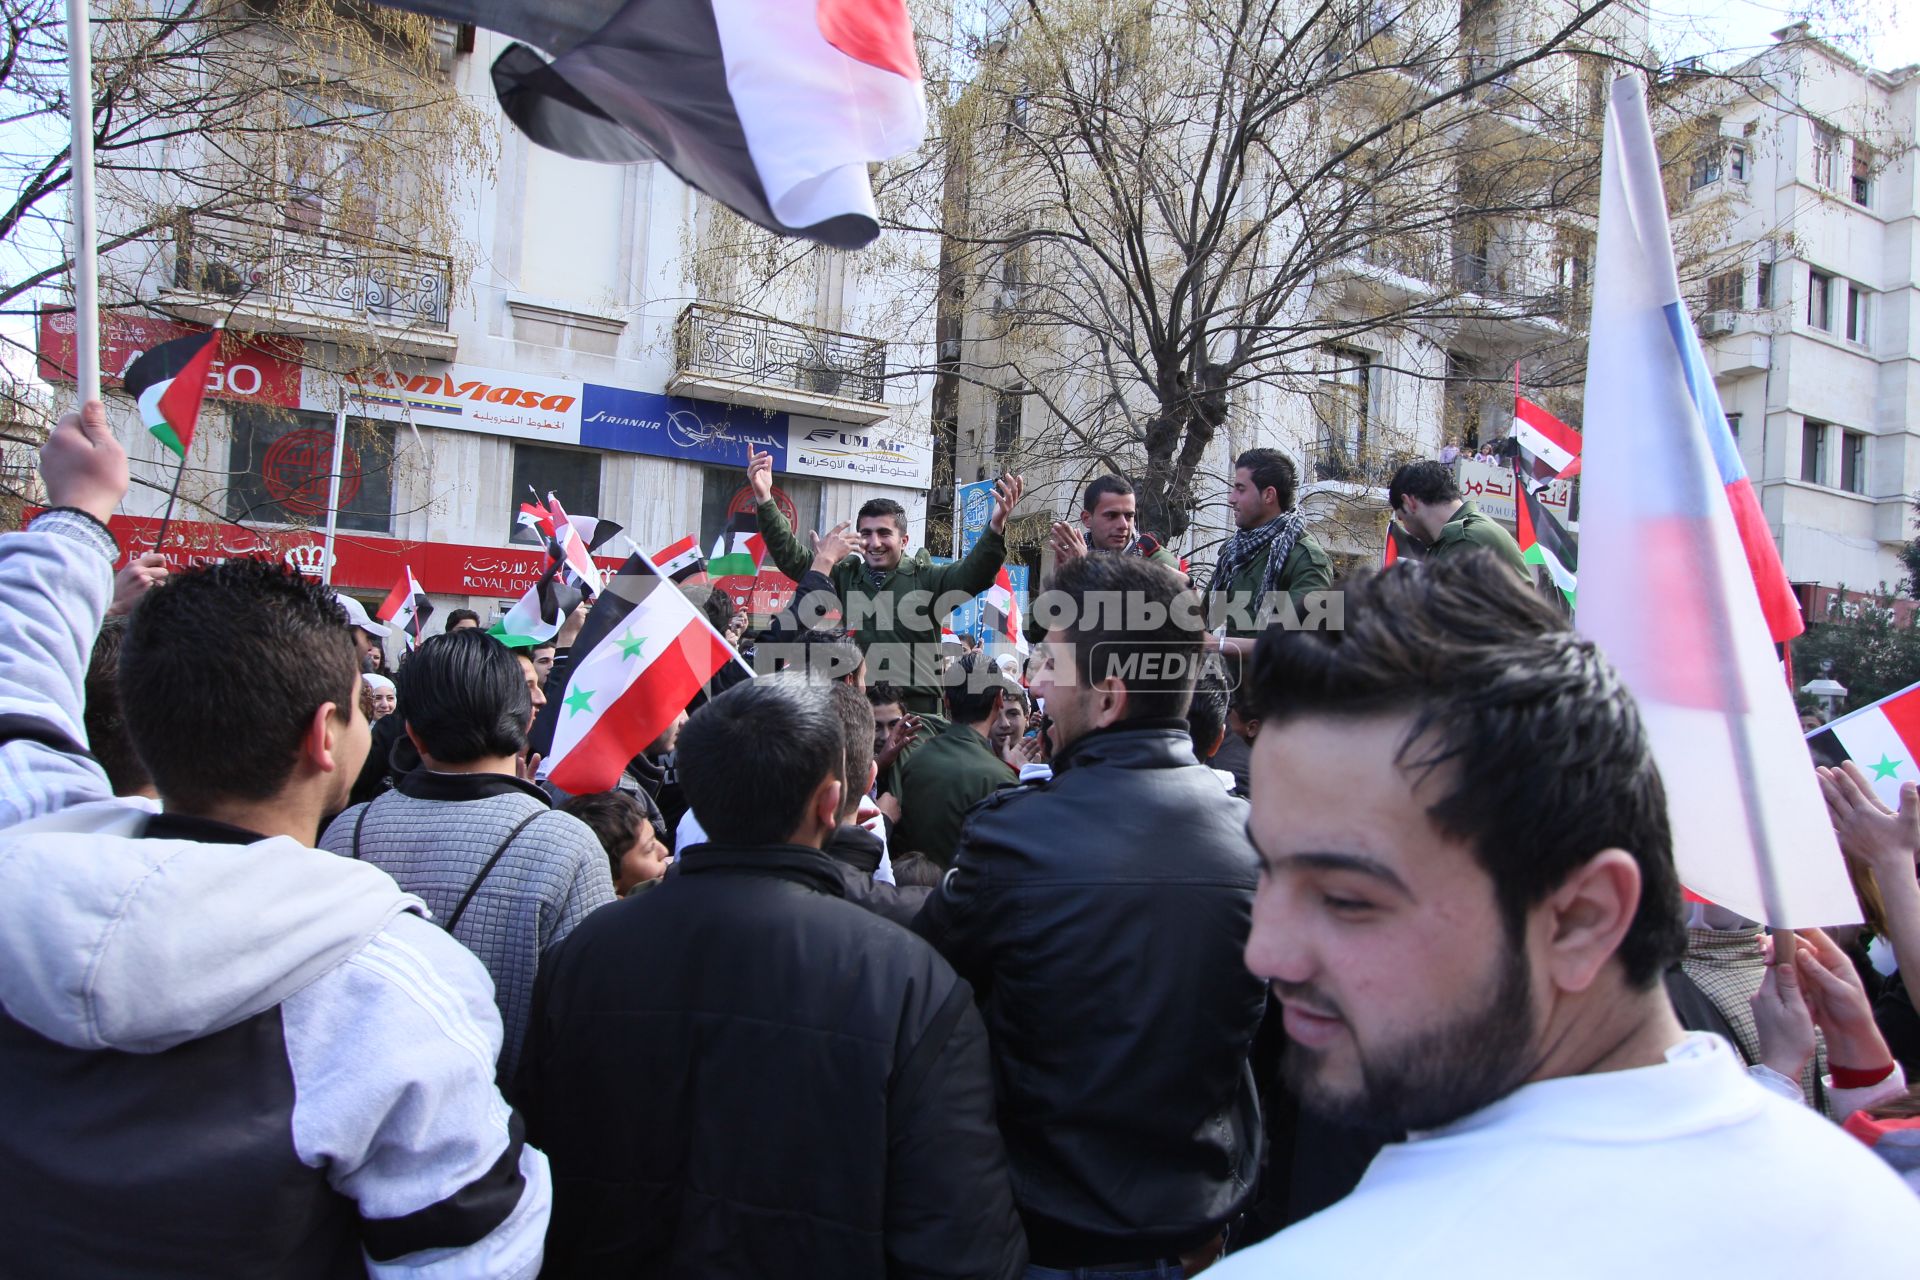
[1,402,1916,1277]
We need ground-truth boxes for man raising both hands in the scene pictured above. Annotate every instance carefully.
[747,445,1023,716]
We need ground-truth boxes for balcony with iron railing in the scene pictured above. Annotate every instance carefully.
[160,211,457,360]
[1308,434,1415,491]
[671,303,890,425]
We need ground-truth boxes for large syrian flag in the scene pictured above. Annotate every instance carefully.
[543,552,743,794]
[1576,72,1848,927]
[376,566,434,651]
[370,0,924,248]
[123,327,221,459]
[1806,682,1920,810]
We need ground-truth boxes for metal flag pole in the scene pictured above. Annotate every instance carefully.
[321,401,347,586]
[64,0,100,405]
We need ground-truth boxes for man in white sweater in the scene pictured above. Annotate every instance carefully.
[1214,556,1918,1276]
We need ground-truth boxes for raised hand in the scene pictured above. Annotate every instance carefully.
[1793,927,1895,1073]
[1049,520,1088,566]
[988,472,1025,534]
[746,445,775,504]
[1817,762,1920,879]
[876,714,922,774]
[41,400,127,526]
[109,552,169,616]
[809,520,858,572]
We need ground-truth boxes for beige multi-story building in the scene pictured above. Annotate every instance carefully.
[1676,25,1920,600]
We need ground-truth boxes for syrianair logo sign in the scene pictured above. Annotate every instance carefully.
[323,364,588,445]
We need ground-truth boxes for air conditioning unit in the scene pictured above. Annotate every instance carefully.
[1699,310,1736,337]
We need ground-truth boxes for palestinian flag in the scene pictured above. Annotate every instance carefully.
[1513,397,1583,484]
[123,327,221,459]
[655,534,705,584]
[1516,470,1578,607]
[371,0,925,248]
[543,552,744,794]
[1805,682,1920,810]
[708,511,767,578]
[1383,521,1424,567]
[982,565,1028,657]
[376,567,434,651]
[490,558,583,648]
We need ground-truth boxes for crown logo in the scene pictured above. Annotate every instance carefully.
[285,544,331,577]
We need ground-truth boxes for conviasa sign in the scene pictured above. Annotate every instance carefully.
[347,370,578,415]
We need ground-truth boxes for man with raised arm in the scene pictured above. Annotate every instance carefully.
[747,444,1023,715]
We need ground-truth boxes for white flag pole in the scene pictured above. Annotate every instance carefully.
[64,0,100,405]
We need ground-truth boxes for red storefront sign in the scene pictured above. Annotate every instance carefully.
[38,311,303,409]
[104,516,622,598]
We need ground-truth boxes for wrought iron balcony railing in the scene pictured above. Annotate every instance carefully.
[171,212,452,330]
[674,303,887,405]
[1310,434,1410,489]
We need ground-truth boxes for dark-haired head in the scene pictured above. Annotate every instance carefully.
[1386,459,1462,512]
[398,629,532,765]
[677,674,844,846]
[944,651,1016,727]
[1248,553,1684,989]
[1185,661,1230,762]
[1233,449,1297,519]
[119,558,364,814]
[444,608,481,632]
[828,683,877,823]
[86,617,153,798]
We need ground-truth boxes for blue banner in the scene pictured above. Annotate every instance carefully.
[579,384,788,468]
[934,561,1029,644]
[956,480,996,556]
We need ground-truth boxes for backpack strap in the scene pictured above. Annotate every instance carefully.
[443,809,550,934]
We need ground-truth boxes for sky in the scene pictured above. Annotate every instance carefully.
[1652,0,1920,72]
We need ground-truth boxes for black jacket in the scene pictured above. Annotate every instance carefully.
[913,721,1266,1266]
[825,822,932,927]
[516,841,1027,1279]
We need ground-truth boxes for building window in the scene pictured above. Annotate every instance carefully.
[1729,143,1748,181]
[1726,412,1741,441]
[1812,123,1841,189]
[227,407,394,533]
[1840,430,1866,494]
[1315,347,1374,478]
[1689,144,1722,191]
[509,443,601,541]
[1807,269,1833,330]
[1846,283,1870,345]
[1756,261,1774,308]
[1852,144,1873,207]
[1706,269,1744,312]
[993,386,1024,465]
[699,466,819,574]
[1801,419,1828,485]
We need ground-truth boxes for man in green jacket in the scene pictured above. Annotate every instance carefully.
[1207,448,1334,657]
[1387,459,1530,583]
[1025,473,1182,648]
[748,445,1024,715]
[890,653,1020,867]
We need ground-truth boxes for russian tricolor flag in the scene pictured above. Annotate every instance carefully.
[1576,74,1852,927]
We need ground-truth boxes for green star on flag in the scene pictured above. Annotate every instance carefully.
[1872,753,1903,782]
[564,686,595,716]
[618,630,648,660]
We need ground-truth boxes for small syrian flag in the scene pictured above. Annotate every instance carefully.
[655,534,705,584]
[123,327,222,460]
[708,512,767,578]
[1806,682,1920,810]
[982,566,1028,657]
[543,552,744,794]
[1516,471,1578,607]
[1513,397,1584,485]
[543,492,605,591]
[516,501,556,541]
[490,558,583,648]
[376,567,434,651]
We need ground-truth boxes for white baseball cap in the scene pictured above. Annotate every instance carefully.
[333,592,388,640]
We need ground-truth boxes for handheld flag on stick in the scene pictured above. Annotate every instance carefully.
[1515,469,1578,607]
[367,0,925,247]
[1806,681,1920,810]
[655,534,706,584]
[982,565,1028,657]
[490,557,583,649]
[123,327,221,460]
[1513,396,1583,484]
[1576,73,1848,927]
[541,552,744,794]
[376,567,434,651]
